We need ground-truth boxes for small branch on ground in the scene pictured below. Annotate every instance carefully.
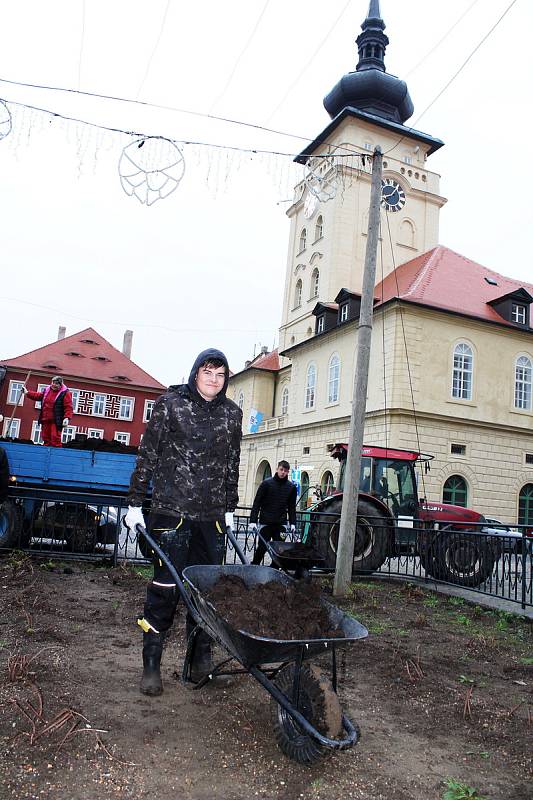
[463,686,473,719]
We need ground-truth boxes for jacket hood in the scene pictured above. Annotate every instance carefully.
[187,348,230,404]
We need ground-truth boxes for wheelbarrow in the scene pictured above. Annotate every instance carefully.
[135,523,368,765]
[255,523,326,579]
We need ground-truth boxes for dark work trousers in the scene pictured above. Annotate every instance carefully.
[251,522,285,565]
[143,512,226,634]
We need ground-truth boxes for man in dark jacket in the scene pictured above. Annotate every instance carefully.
[125,349,242,696]
[250,460,297,565]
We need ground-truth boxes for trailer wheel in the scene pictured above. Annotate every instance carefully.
[270,664,342,765]
[0,500,21,548]
[315,498,390,573]
[43,504,98,554]
[432,530,495,587]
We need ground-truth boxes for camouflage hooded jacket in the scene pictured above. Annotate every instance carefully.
[127,349,242,520]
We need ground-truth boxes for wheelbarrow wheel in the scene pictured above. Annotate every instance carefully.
[270,663,342,765]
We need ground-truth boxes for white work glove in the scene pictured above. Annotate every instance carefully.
[125,506,145,531]
[62,418,69,426]
[290,524,296,534]
[225,512,234,530]
[20,385,27,394]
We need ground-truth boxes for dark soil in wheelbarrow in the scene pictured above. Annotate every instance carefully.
[205,575,342,640]
[1,556,532,800]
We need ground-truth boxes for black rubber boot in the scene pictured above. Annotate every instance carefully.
[186,618,213,684]
[140,631,165,696]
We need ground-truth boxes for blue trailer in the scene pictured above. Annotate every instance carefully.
[0,440,139,552]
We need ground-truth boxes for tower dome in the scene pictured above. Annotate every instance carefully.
[323,0,414,124]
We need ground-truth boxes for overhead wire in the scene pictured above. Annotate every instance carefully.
[383,0,519,157]
[209,0,271,113]
[136,0,172,99]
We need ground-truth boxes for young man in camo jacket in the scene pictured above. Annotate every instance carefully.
[125,348,242,695]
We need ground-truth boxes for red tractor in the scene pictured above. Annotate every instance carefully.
[308,444,496,588]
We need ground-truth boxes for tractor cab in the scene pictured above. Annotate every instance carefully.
[331,444,432,520]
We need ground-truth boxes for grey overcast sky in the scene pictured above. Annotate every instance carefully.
[0,0,529,387]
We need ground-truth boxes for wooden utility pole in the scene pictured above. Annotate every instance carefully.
[333,146,383,597]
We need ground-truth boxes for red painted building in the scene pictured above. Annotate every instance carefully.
[0,327,166,447]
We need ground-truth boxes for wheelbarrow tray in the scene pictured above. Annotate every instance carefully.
[267,540,326,570]
[182,564,367,668]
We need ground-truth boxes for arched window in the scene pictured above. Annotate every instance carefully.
[305,363,316,409]
[398,219,415,248]
[452,343,473,400]
[299,228,307,252]
[300,471,310,510]
[515,355,532,410]
[237,391,244,410]
[262,462,272,481]
[443,475,468,507]
[315,215,323,241]
[321,470,335,496]
[311,268,320,299]
[518,484,533,526]
[294,279,302,308]
[327,354,340,404]
[281,386,289,415]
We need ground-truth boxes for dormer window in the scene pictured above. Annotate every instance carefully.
[316,316,325,334]
[512,303,527,325]
[340,303,349,322]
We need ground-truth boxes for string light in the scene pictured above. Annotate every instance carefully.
[0,100,12,139]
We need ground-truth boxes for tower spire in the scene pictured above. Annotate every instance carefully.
[356,0,388,73]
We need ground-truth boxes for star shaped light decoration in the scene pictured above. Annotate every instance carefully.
[118,136,185,206]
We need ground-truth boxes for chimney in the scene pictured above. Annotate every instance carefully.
[260,346,268,355]
[57,326,66,340]
[122,330,133,359]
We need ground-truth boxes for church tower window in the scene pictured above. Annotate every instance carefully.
[294,279,302,308]
[298,228,307,253]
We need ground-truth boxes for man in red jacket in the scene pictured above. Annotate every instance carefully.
[22,376,73,447]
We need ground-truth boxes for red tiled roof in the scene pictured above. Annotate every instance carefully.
[249,349,280,371]
[375,246,533,326]
[1,327,166,389]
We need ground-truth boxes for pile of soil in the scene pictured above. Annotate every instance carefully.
[63,437,138,454]
[272,542,323,561]
[205,575,342,640]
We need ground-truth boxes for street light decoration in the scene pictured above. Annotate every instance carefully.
[0,100,12,140]
[304,155,338,203]
[118,136,185,206]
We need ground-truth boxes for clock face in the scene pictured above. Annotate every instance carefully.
[303,192,318,219]
[381,178,406,212]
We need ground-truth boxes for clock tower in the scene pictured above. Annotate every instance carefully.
[278,0,447,353]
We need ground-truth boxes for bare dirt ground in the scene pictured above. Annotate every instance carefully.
[0,553,531,800]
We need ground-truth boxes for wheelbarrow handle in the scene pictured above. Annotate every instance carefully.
[133,523,202,625]
[226,524,248,565]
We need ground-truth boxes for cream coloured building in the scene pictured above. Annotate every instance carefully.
[229,2,533,526]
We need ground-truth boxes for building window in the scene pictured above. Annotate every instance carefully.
[299,228,307,253]
[315,215,323,240]
[515,355,532,410]
[512,303,527,325]
[281,386,289,416]
[450,443,466,456]
[452,343,473,400]
[70,389,80,413]
[114,432,130,445]
[305,364,316,410]
[311,268,320,298]
[262,462,272,481]
[119,396,134,421]
[237,391,244,410]
[61,426,76,444]
[340,304,348,322]
[526,453,533,465]
[33,383,48,410]
[443,475,468,507]
[8,381,24,405]
[31,421,44,445]
[316,316,325,334]
[3,418,20,438]
[519,484,533,525]
[143,400,155,422]
[88,428,104,439]
[92,393,106,416]
[321,470,335,496]
[328,354,340,404]
[294,279,302,308]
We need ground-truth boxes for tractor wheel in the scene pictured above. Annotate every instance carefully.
[270,663,342,765]
[314,498,390,573]
[432,530,495,587]
[0,500,21,548]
